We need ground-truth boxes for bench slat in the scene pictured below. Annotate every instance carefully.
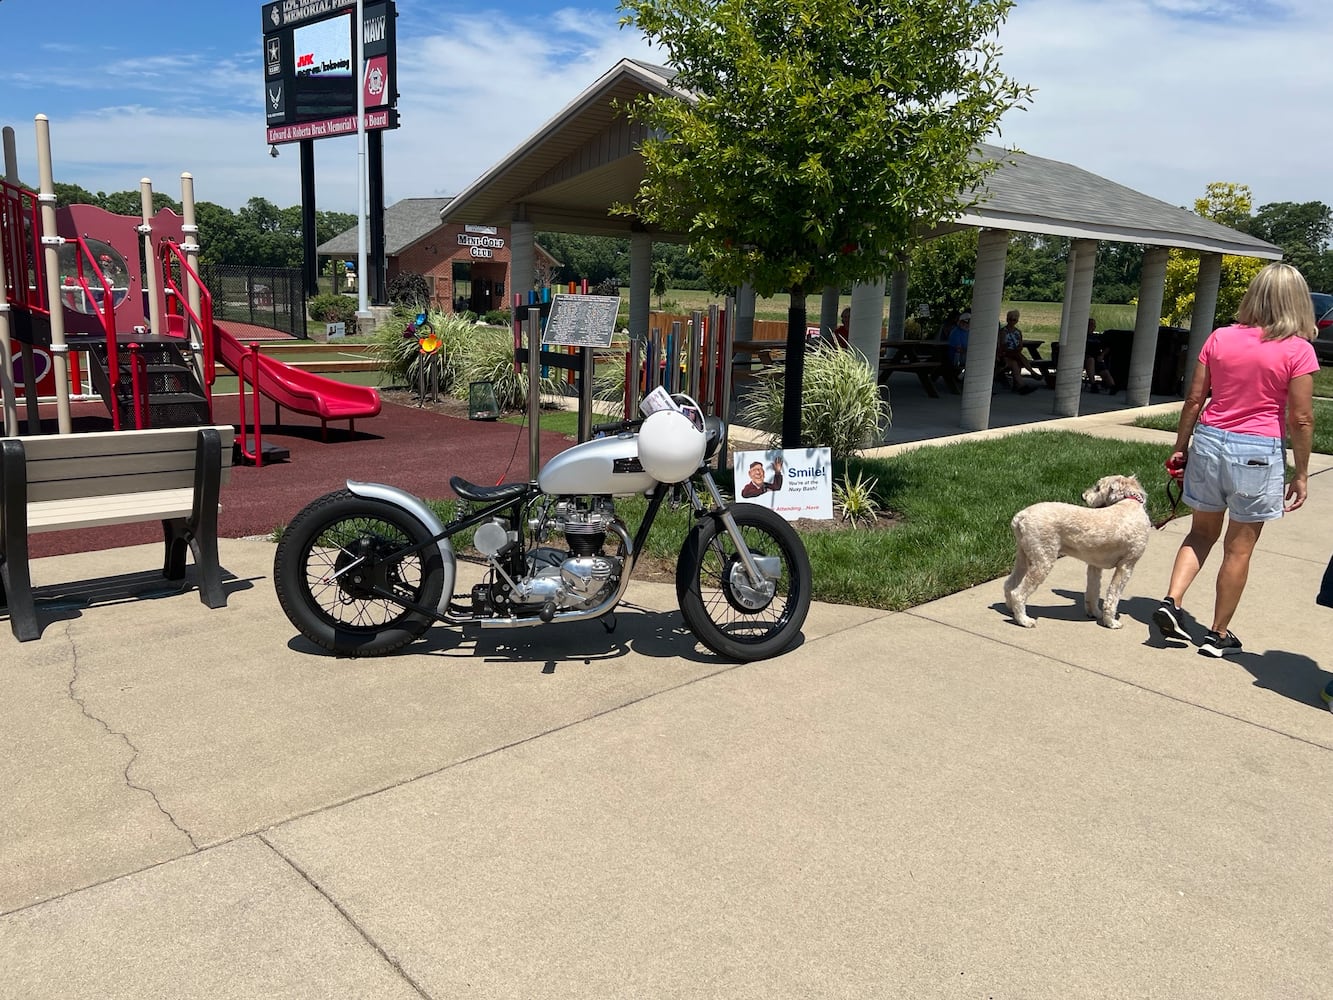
[12,425,234,462]
[26,488,198,533]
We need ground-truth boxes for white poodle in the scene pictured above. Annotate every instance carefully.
[1004,474,1151,629]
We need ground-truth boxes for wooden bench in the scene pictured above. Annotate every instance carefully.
[1,425,234,641]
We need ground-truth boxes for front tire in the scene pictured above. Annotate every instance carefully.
[274,490,445,656]
[676,504,811,661]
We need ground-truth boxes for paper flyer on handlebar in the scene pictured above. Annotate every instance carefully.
[733,447,833,521]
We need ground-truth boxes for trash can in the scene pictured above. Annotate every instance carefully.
[1152,325,1190,396]
[1101,329,1134,392]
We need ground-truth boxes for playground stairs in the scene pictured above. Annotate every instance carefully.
[86,336,212,429]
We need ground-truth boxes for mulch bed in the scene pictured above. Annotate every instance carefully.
[25,396,577,559]
[23,391,894,560]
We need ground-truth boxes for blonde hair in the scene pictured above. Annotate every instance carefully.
[1235,262,1317,341]
[1005,309,1020,324]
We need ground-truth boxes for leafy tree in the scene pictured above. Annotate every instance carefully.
[1161,182,1263,328]
[618,0,1030,444]
[1003,234,1066,303]
[1249,200,1332,288]
[652,263,670,309]
[536,232,629,285]
[907,229,979,337]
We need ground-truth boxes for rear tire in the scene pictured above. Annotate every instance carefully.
[273,490,445,656]
[676,504,811,661]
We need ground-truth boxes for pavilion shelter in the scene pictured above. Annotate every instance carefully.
[440,58,1281,433]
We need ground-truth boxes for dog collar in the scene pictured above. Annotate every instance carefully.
[1123,491,1146,505]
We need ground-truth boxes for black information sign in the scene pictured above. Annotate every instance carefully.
[541,294,619,348]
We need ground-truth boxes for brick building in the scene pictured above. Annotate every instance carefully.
[317,197,560,314]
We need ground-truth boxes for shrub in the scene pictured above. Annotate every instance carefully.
[454,326,563,411]
[738,341,891,460]
[482,308,511,326]
[370,308,471,394]
[308,293,358,324]
[833,470,883,528]
[387,271,430,307]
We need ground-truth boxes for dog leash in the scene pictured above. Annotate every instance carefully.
[1152,458,1185,530]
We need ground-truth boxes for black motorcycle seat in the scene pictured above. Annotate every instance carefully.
[449,476,530,504]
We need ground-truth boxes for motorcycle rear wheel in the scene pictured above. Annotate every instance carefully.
[676,504,811,661]
[273,490,445,656]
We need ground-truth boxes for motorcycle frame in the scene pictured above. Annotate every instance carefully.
[338,475,690,627]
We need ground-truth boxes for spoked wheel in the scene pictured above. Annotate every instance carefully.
[273,490,445,656]
[676,504,811,661]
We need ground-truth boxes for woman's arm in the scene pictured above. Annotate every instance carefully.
[1285,372,1315,511]
[1172,361,1211,457]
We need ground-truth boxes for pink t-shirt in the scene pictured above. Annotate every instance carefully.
[1197,324,1318,439]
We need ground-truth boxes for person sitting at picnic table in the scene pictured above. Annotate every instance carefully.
[947,311,970,370]
[832,307,851,349]
[1084,317,1116,393]
[998,309,1037,394]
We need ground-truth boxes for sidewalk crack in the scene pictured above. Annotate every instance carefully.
[65,624,199,850]
[259,834,435,999]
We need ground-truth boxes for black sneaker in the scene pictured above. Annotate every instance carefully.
[1152,598,1191,642]
[1198,630,1243,658]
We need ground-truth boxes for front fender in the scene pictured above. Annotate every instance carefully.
[346,480,455,615]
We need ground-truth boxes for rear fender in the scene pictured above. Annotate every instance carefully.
[347,480,455,615]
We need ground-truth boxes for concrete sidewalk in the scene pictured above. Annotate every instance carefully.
[2,413,1331,998]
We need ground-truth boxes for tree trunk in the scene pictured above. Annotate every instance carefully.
[781,284,807,447]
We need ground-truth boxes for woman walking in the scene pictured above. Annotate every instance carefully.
[1152,262,1318,656]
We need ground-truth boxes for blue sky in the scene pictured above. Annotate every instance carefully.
[0,0,1327,220]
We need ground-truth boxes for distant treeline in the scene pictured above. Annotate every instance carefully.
[49,183,355,270]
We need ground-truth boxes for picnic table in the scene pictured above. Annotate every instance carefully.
[879,339,960,398]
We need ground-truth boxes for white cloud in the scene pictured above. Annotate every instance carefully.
[4,0,1327,220]
[996,0,1331,208]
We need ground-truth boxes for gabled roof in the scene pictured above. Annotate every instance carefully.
[951,145,1280,258]
[318,197,452,256]
[439,60,1281,259]
[439,59,682,238]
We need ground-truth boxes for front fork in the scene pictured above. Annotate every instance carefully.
[689,471,768,589]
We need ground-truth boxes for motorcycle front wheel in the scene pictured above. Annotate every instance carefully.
[676,504,812,662]
[273,489,445,656]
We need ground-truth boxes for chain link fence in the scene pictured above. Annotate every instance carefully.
[200,264,307,338]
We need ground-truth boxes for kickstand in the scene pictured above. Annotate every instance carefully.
[601,613,617,634]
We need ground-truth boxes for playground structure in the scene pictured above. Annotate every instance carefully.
[0,116,381,462]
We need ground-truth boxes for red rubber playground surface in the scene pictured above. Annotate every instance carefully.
[24,398,579,559]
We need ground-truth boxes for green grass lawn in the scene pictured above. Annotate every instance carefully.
[411,429,1177,612]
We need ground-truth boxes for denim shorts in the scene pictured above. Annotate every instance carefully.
[1183,423,1285,522]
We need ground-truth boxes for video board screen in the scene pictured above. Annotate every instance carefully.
[291,13,355,120]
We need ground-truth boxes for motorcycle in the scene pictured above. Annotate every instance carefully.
[272,393,812,662]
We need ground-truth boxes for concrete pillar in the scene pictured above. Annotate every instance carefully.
[735,282,756,343]
[1126,247,1168,406]
[849,278,885,369]
[628,231,651,344]
[819,285,840,341]
[1185,252,1223,388]
[887,265,908,340]
[959,228,1010,432]
[509,216,535,308]
[1052,239,1098,416]
[1057,247,1078,346]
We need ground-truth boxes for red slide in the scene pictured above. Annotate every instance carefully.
[213,322,381,428]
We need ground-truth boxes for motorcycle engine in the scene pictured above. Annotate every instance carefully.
[474,498,627,616]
